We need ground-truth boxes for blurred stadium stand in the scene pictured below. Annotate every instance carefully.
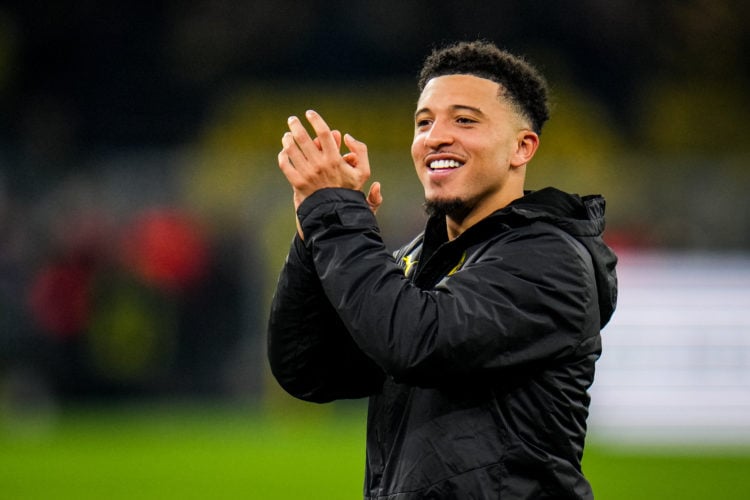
[589,252,750,445]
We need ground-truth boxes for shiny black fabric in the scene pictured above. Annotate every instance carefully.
[268,187,618,499]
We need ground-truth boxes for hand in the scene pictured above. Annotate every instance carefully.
[278,110,373,211]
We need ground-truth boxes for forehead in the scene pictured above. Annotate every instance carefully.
[417,74,504,110]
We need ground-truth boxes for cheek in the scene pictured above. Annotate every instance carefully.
[410,137,422,164]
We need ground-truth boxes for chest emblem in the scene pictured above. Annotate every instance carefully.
[402,254,418,277]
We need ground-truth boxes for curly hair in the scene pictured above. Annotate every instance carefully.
[418,40,550,134]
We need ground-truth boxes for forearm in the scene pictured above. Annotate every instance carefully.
[298,191,443,383]
[267,235,384,402]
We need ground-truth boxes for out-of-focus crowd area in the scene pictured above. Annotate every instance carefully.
[0,1,749,416]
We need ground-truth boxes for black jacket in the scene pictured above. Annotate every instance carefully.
[268,187,618,499]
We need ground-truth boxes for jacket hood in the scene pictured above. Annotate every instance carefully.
[502,187,618,328]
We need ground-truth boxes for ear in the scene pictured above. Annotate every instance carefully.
[510,130,540,168]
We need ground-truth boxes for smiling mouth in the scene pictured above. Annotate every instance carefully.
[429,159,463,170]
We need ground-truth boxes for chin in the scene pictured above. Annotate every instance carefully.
[423,197,472,219]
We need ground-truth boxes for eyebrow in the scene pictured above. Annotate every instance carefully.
[414,104,486,118]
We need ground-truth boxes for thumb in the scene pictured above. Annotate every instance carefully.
[366,182,383,214]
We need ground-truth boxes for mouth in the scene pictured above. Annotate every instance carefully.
[428,159,463,170]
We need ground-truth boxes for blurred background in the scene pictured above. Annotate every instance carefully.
[0,0,749,498]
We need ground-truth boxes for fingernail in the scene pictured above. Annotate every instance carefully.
[287,116,297,124]
[305,110,316,117]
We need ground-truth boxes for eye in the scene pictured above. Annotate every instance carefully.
[415,118,432,128]
[456,116,477,125]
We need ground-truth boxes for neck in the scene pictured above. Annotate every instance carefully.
[445,190,524,240]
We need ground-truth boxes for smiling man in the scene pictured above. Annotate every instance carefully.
[268,40,618,499]
[413,72,539,239]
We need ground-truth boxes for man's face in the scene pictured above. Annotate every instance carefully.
[411,74,532,222]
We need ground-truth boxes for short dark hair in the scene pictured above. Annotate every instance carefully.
[418,40,550,134]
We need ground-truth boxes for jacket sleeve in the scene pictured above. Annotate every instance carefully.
[298,188,600,387]
[267,233,386,402]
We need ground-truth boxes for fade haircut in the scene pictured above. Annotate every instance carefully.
[418,40,550,134]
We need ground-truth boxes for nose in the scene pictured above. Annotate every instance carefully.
[423,119,453,150]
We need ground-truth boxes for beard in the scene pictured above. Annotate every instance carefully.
[423,197,474,221]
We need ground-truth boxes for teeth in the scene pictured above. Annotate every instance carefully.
[429,159,462,169]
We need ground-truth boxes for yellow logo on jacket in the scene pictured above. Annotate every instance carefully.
[447,251,467,276]
[402,251,466,278]
[402,254,418,277]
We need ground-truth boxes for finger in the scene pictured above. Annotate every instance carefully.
[314,130,342,151]
[304,110,339,154]
[344,133,371,176]
[277,147,302,186]
[287,115,318,160]
[281,131,308,173]
[344,133,368,165]
[366,181,383,214]
[342,152,358,167]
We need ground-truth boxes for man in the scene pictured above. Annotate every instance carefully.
[268,40,617,499]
